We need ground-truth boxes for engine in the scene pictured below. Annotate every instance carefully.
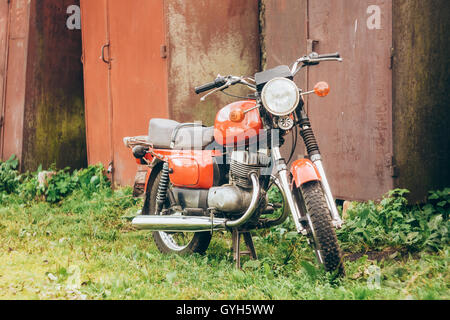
[230,150,271,189]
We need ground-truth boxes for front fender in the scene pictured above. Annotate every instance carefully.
[290,159,322,188]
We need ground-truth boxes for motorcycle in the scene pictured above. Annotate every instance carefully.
[124,52,345,274]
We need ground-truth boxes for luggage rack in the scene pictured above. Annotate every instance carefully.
[123,136,153,148]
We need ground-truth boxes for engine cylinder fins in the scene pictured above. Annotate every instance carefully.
[230,151,271,189]
[230,161,261,189]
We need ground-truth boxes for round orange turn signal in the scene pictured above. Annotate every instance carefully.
[229,108,245,122]
[314,81,330,97]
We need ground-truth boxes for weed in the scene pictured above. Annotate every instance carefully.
[0,158,448,300]
[337,189,449,253]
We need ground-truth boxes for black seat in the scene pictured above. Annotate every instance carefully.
[148,119,215,150]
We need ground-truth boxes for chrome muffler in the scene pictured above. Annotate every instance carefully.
[131,173,260,233]
[132,215,227,233]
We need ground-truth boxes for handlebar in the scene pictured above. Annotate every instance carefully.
[291,52,342,75]
[316,52,340,59]
[194,52,342,97]
[194,76,227,94]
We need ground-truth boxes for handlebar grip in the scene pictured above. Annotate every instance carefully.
[195,82,217,94]
[194,77,227,94]
[317,52,340,59]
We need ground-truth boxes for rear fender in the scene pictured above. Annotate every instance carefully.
[143,157,162,193]
[290,159,321,188]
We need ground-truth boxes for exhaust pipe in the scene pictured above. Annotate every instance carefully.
[132,173,260,233]
[132,215,227,233]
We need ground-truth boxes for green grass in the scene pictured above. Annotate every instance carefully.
[1,186,448,300]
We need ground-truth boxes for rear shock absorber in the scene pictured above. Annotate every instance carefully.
[156,162,170,214]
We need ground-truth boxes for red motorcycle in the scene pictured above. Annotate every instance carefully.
[124,52,345,274]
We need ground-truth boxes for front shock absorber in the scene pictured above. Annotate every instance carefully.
[299,117,320,156]
[298,109,343,228]
[156,162,170,214]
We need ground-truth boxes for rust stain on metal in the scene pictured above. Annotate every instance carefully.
[262,0,309,163]
[264,0,394,201]
[22,0,87,171]
[165,0,260,126]
[81,0,260,186]
[1,0,86,171]
[307,0,394,201]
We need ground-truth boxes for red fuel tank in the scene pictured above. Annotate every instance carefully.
[214,101,263,147]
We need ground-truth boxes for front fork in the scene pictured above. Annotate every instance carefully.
[272,146,307,235]
[310,154,343,228]
[272,116,343,233]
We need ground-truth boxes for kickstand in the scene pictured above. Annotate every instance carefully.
[231,229,258,269]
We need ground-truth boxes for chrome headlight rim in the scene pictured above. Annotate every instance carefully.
[261,77,300,117]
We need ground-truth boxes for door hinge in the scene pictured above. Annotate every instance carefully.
[385,154,399,178]
[307,39,319,53]
[160,45,167,59]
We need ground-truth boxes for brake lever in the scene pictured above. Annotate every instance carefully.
[200,81,231,101]
[308,57,343,63]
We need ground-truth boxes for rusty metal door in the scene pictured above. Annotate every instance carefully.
[1,0,29,162]
[307,0,393,200]
[0,0,9,152]
[81,0,168,186]
[107,0,168,186]
[164,0,260,126]
[80,0,113,177]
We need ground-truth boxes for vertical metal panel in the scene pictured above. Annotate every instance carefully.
[108,0,168,186]
[0,0,9,148]
[2,0,30,163]
[263,0,307,77]
[307,0,393,200]
[81,0,168,186]
[263,0,308,162]
[80,0,112,172]
[21,0,87,171]
[392,0,450,202]
[165,0,260,126]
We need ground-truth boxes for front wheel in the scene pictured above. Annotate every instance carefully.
[299,181,345,275]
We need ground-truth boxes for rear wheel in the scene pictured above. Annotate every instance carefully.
[298,181,345,275]
[143,169,212,255]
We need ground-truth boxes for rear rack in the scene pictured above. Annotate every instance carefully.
[123,136,153,148]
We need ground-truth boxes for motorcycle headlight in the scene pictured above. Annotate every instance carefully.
[261,78,300,116]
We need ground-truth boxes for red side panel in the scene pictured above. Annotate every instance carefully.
[146,149,222,190]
